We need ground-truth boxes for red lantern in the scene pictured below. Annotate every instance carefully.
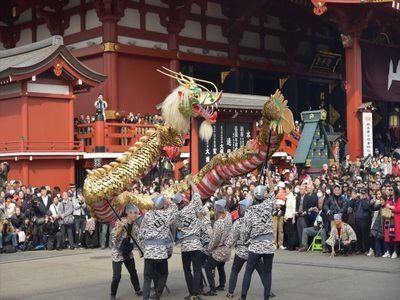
[163,146,180,159]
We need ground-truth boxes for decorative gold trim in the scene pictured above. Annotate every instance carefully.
[102,42,119,52]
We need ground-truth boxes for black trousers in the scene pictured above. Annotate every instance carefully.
[60,224,74,247]
[228,254,265,294]
[296,216,308,245]
[74,216,86,245]
[355,219,370,253]
[204,256,226,292]
[182,250,203,296]
[327,240,356,255]
[241,252,274,300]
[47,233,63,250]
[143,259,168,300]
[283,219,298,250]
[33,223,44,245]
[111,258,141,297]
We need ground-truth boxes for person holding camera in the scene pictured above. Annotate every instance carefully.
[323,185,349,232]
[31,190,47,245]
[0,218,18,253]
[73,191,87,248]
[43,211,62,250]
[59,192,75,249]
[110,203,143,299]
[298,190,328,252]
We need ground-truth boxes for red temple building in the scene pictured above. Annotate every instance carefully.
[0,0,399,189]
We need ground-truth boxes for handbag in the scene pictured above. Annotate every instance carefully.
[62,202,75,225]
[64,215,75,225]
[381,207,393,219]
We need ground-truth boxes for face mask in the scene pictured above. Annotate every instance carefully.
[274,186,278,191]
[36,193,41,197]
[326,190,331,195]
[317,192,323,198]
[294,187,300,194]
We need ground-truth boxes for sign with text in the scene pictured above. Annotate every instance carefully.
[198,121,252,169]
[362,112,373,157]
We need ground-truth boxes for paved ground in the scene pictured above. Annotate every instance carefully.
[1,248,399,300]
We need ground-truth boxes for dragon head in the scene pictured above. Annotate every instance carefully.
[158,67,222,142]
[263,89,295,135]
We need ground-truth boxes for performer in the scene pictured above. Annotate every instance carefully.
[197,199,213,294]
[172,178,204,300]
[225,198,266,298]
[204,199,232,296]
[139,194,177,300]
[110,203,143,299]
[240,185,276,300]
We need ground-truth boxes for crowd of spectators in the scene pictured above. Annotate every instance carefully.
[211,154,400,258]
[1,154,399,258]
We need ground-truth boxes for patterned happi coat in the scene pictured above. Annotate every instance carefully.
[243,192,276,254]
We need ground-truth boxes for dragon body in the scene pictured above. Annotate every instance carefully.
[83,68,294,223]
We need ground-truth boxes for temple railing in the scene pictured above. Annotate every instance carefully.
[0,140,84,152]
[75,122,190,153]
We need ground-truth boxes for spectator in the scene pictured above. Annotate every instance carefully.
[298,190,328,252]
[100,221,111,249]
[38,186,52,212]
[49,196,61,219]
[0,162,10,190]
[326,214,357,257]
[84,217,97,248]
[351,188,371,254]
[369,190,384,257]
[324,185,348,231]
[382,184,400,258]
[10,207,25,232]
[283,184,297,250]
[5,194,15,219]
[295,185,308,246]
[43,212,62,251]
[180,159,190,180]
[73,191,87,248]
[31,190,47,245]
[273,182,286,250]
[0,218,18,252]
[59,192,75,249]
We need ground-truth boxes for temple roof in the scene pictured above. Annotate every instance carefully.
[0,36,106,85]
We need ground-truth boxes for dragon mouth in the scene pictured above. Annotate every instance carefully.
[193,104,218,124]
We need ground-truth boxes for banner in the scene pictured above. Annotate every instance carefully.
[198,121,252,169]
[361,41,400,102]
[362,112,373,157]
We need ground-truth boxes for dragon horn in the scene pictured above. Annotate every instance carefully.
[159,66,221,97]
[156,68,191,88]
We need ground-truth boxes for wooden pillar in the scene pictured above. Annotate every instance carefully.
[169,59,180,90]
[94,120,106,152]
[344,35,363,159]
[22,160,29,185]
[68,96,74,147]
[102,20,118,110]
[69,160,75,185]
[190,119,199,174]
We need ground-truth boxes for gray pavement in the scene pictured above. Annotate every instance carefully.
[1,248,399,300]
